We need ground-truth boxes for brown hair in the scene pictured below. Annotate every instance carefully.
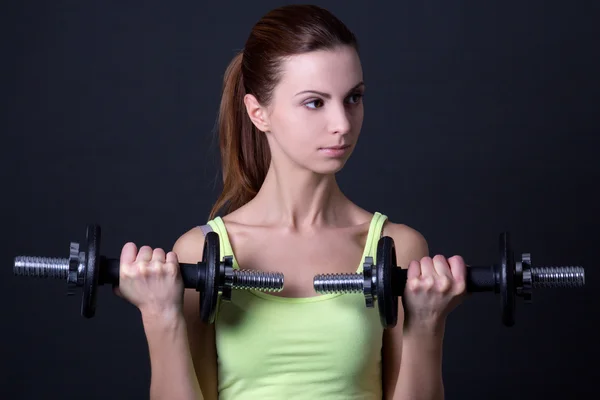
[209,5,359,219]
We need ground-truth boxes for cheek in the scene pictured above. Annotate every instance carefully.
[274,109,323,142]
[350,106,364,125]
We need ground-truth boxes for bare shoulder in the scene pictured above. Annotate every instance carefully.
[172,226,207,262]
[382,221,430,268]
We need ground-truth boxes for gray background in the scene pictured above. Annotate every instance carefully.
[2,1,598,399]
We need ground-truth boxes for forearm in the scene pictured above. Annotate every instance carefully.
[393,327,445,400]
[142,311,203,400]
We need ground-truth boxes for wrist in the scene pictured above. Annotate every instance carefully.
[403,316,447,339]
[140,306,184,328]
[402,324,445,358]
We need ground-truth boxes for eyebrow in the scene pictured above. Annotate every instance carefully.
[294,81,365,98]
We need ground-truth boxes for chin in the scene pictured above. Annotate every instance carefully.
[309,159,349,175]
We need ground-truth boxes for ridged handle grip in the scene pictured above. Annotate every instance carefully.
[532,266,585,288]
[234,269,284,292]
[14,256,69,279]
[313,273,363,294]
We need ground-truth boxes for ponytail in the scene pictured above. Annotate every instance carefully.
[209,51,271,220]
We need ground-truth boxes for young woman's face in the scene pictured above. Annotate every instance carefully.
[263,45,365,174]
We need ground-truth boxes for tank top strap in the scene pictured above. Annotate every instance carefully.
[200,217,238,269]
[198,223,213,236]
[358,212,388,272]
[369,212,388,257]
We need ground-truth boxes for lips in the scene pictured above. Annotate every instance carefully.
[320,144,350,150]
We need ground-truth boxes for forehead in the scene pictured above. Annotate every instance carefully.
[276,46,363,94]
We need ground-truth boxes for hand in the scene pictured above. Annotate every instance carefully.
[402,255,467,333]
[114,242,184,320]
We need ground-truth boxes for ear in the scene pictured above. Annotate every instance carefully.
[243,94,270,132]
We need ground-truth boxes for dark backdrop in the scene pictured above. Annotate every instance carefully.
[2,1,598,399]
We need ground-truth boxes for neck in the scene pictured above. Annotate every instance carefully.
[251,161,348,230]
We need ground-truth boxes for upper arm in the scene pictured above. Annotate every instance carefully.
[172,227,219,400]
[381,222,429,399]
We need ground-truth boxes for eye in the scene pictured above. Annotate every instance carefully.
[347,92,363,104]
[304,99,324,109]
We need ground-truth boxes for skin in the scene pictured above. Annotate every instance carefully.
[116,45,468,400]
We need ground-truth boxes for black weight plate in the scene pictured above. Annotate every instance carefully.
[82,224,101,318]
[376,236,398,328]
[221,256,233,302]
[200,231,220,324]
[499,232,515,326]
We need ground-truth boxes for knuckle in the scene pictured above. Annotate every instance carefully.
[119,262,130,274]
[165,262,179,276]
[455,280,467,294]
[123,269,138,280]
[137,263,150,277]
[422,276,435,290]
[437,277,452,293]
[406,278,418,292]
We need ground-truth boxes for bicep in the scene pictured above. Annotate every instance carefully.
[183,290,219,400]
[174,228,219,400]
[381,222,429,399]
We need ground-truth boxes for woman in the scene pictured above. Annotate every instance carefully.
[116,5,467,400]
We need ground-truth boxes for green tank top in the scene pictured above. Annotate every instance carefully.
[203,212,388,399]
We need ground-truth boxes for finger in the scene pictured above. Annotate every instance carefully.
[406,260,421,281]
[413,257,436,292]
[148,248,166,274]
[166,251,178,264]
[448,255,467,291]
[419,256,435,278]
[431,254,454,293]
[405,260,423,293]
[152,248,166,263]
[165,252,180,277]
[121,242,137,264]
[119,242,138,281]
[432,255,453,279]
[136,246,153,263]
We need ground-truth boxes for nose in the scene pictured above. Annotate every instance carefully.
[328,103,352,135]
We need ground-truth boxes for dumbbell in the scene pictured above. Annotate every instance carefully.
[313,232,585,328]
[13,224,284,323]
